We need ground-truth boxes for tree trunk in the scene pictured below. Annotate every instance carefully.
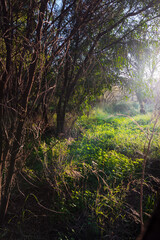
[56,98,67,136]
[0,119,24,224]
[136,91,146,114]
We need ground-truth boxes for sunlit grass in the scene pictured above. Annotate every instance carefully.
[24,106,160,239]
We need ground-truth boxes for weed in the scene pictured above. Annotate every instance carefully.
[16,107,160,239]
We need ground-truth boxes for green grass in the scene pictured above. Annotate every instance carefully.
[19,107,160,239]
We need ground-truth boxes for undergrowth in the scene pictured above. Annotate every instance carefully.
[3,107,160,240]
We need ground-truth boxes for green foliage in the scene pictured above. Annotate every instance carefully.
[103,101,140,116]
[71,111,157,160]
[18,108,160,239]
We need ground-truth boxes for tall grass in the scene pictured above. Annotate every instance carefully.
[18,106,160,239]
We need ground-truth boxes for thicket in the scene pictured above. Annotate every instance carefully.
[1,103,160,239]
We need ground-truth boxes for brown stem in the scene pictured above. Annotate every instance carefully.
[140,112,160,234]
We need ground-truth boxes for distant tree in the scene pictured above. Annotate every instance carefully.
[113,26,160,113]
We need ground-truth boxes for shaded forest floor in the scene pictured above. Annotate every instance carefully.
[1,105,160,240]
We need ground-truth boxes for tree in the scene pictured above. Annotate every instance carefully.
[54,0,160,134]
[0,0,104,223]
[112,22,160,113]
